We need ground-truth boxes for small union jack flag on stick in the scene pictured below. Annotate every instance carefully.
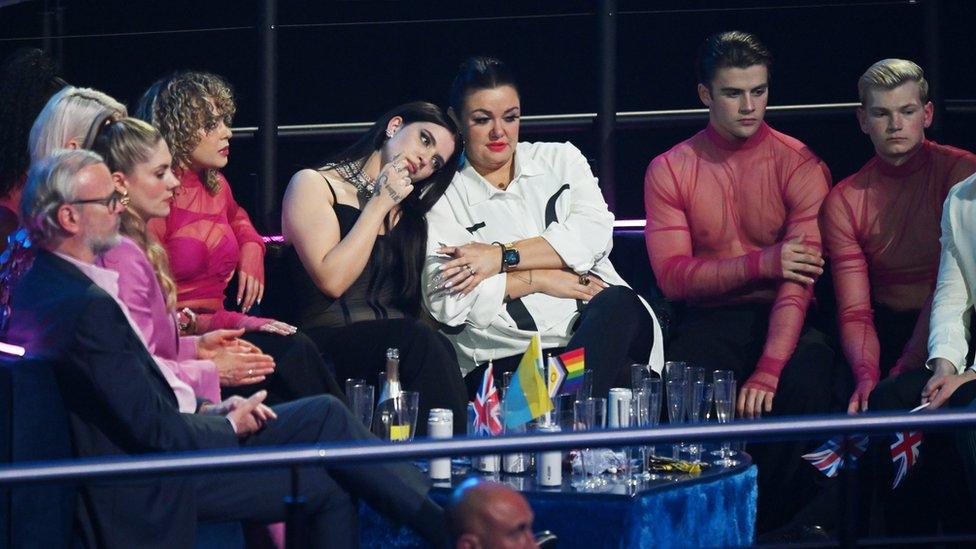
[803,434,869,478]
[890,430,923,489]
[472,361,502,436]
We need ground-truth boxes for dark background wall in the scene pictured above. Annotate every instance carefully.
[2,0,974,231]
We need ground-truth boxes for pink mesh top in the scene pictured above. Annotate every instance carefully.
[149,169,269,332]
[644,122,831,393]
[821,140,976,385]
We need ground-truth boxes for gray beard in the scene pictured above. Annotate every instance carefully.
[87,232,122,256]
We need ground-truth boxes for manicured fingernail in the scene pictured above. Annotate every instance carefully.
[445,281,453,288]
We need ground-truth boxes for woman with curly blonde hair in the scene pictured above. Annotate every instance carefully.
[136,71,342,405]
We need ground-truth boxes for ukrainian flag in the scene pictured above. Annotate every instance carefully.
[502,334,554,428]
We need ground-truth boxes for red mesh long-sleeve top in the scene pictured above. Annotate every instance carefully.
[821,140,976,386]
[149,169,268,332]
[644,122,831,393]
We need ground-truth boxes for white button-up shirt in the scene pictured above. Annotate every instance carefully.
[423,141,664,376]
[929,173,976,373]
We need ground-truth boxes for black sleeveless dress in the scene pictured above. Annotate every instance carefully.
[287,174,467,435]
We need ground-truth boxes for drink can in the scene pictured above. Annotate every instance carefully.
[428,409,453,480]
[503,452,528,474]
[476,453,501,473]
[609,388,633,428]
[536,424,562,487]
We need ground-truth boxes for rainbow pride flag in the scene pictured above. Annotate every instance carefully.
[557,348,586,395]
[502,334,553,428]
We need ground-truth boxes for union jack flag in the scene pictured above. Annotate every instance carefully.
[472,362,502,436]
[890,430,923,489]
[803,434,869,478]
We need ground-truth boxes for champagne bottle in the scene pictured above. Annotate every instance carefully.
[375,348,408,441]
[383,347,401,401]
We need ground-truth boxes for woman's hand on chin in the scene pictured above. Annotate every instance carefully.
[370,154,414,211]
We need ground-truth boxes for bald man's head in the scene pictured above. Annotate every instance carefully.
[447,480,536,549]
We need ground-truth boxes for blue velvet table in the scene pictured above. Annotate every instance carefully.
[361,453,757,548]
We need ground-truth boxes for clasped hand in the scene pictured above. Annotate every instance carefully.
[922,359,975,409]
[435,242,502,295]
[196,328,276,386]
[201,390,277,437]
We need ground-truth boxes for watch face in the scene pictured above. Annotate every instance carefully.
[503,248,520,267]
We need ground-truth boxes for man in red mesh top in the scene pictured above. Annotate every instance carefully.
[644,31,834,534]
[830,60,976,538]
[823,59,976,415]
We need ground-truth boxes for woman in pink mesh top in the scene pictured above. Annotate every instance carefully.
[135,71,341,405]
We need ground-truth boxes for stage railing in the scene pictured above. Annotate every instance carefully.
[3,410,976,548]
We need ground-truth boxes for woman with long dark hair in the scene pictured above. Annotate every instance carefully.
[282,101,468,434]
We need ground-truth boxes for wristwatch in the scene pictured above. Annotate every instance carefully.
[494,242,521,273]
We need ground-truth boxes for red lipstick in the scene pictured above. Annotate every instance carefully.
[487,142,507,152]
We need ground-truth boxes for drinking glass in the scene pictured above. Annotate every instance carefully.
[636,377,663,479]
[346,382,374,430]
[573,397,607,489]
[345,378,366,398]
[685,380,705,460]
[631,363,651,392]
[553,393,578,431]
[664,361,687,383]
[579,369,594,399]
[375,391,420,443]
[712,379,739,466]
[700,382,715,421]
[666,379,685,458]
[711,370,736,457]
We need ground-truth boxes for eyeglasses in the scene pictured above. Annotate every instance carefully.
[69,189,129,210]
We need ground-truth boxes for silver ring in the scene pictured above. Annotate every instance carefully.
[579,274,590,286]
[467,266,476,276]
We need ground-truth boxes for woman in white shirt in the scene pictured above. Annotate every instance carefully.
[423,56,665,397]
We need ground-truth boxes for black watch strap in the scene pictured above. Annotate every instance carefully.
[493,241,506,273]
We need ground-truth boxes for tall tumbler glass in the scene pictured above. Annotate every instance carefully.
[573,397,607,489]
[631,363,651,392]
[346,381,374,430]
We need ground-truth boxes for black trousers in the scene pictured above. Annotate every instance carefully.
[666,302,836,534]
[463,286,654,401]
[223,331,344,406]
[195,395,443,548]
[305,318,468,436]
[874,304,921,377]
[861,368,976,537]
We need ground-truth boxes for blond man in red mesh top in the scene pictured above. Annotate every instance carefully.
[822,59,976,415]
[644,31,834,534]
[826,59,976,538]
